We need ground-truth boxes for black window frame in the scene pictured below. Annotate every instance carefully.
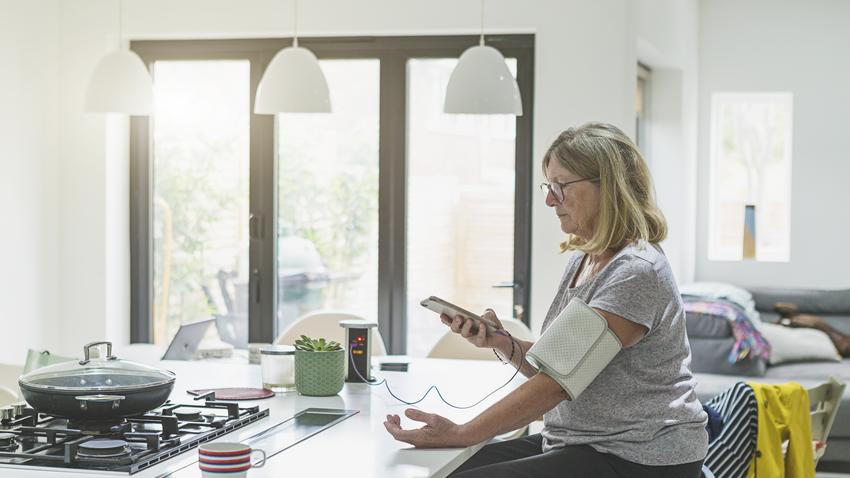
[130,35,534,354]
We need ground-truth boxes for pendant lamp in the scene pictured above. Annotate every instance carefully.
[255,0,331,114]
[84,0,152,115]
[444,0,522,115]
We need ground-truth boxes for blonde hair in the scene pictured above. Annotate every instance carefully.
[543,122,667,255]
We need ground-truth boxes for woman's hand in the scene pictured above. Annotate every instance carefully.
[440,309,511,351]
[383,409,476,448]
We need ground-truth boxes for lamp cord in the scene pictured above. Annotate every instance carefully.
[347,335,524,410]
[292,0,299,47]
[118,0,123,49]
[479,0,485,46]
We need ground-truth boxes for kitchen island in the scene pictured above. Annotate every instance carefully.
[2,357,524,478]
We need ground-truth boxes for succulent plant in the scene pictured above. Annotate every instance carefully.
[294,335,342,352]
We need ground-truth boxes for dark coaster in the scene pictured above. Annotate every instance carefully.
[188,388,275,400]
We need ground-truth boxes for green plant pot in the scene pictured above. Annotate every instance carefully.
[294,349,345,396]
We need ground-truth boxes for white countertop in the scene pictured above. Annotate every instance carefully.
[2,357,523,478]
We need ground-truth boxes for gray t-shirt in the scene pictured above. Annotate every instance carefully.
[539,243,708,466]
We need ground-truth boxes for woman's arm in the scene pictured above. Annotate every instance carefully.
[461,307,648,441]
[384,372,566,448]
[385,308,647,447]
[463,372,567,441]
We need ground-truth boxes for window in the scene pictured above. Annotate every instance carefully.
[405,58,518,357]
[276,60,380,333]
[131,36,534,355]
[708,92,792,262]
[150,60,250,346]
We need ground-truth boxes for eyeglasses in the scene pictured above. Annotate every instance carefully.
[538,178,598,203]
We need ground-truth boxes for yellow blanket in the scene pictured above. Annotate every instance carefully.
[746,382,815,478]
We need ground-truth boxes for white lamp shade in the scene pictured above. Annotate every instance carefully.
[84,50,153,115]
[444,45,522,115]
[255,46,331,114]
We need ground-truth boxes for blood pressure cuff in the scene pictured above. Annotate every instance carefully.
[526,298,622,400]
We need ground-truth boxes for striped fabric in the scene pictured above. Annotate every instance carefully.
[703,382,759,478]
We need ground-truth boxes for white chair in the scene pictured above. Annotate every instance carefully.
[427,318,535,360]
[770,377,845,470]
[0,363,23,406]
[0,386,17,407]
[807,376,846,464]
[276,310,387,356]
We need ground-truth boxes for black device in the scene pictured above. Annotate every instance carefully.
[339,320,378,382]
[380,362,409,372]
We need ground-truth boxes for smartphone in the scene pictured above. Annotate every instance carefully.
[420,296,500,334]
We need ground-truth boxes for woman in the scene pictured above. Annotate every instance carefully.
[383,123,708,477]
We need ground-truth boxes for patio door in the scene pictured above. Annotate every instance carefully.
[405,58,520,357]
[276,59,381,334]
[145,59,251,347]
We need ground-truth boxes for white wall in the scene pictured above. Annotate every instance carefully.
[633,0,700,286]
[0,1,132,362]
[0,0,59,364]
[51,0,117,358]
[697,0,850,289]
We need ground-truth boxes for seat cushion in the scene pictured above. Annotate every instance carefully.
[690,337,766,377]
[759,323,841,365]
[694,359,850,443]
[686,311,733,338]
[749,287,850,316]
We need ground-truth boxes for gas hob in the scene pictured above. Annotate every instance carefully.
[0,395,268,474]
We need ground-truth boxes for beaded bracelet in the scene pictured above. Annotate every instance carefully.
[493,332,516,364]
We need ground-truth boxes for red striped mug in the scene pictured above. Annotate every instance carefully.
[198,443,266,478]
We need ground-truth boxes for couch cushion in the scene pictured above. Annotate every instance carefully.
[754,299,850,336]
[694,359,850,442]
[686,311,733,338]
[749,287,850,316]
[690,337,766,376]
[759,323,842,365]
[760,311,850,337]
[819,438,850,469]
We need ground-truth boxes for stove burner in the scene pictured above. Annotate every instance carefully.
[174,411,202,421]
[77,439,131,458]
[0,432,17,450]
[0,401,268,474]
[67,418,130,435]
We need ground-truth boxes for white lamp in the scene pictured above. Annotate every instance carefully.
[84,0,152,115]
[444,0,522,115]
[255,0,330,114]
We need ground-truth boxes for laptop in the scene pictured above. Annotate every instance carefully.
[162,318,215,360]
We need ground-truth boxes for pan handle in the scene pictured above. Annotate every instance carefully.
[80,342,116,365]
[76,394,125,411]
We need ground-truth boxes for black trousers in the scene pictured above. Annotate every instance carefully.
[449,434,704,478]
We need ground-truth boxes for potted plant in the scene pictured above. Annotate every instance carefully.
[293,335,345,396]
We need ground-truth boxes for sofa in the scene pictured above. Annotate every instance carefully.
[689,287,850,473]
